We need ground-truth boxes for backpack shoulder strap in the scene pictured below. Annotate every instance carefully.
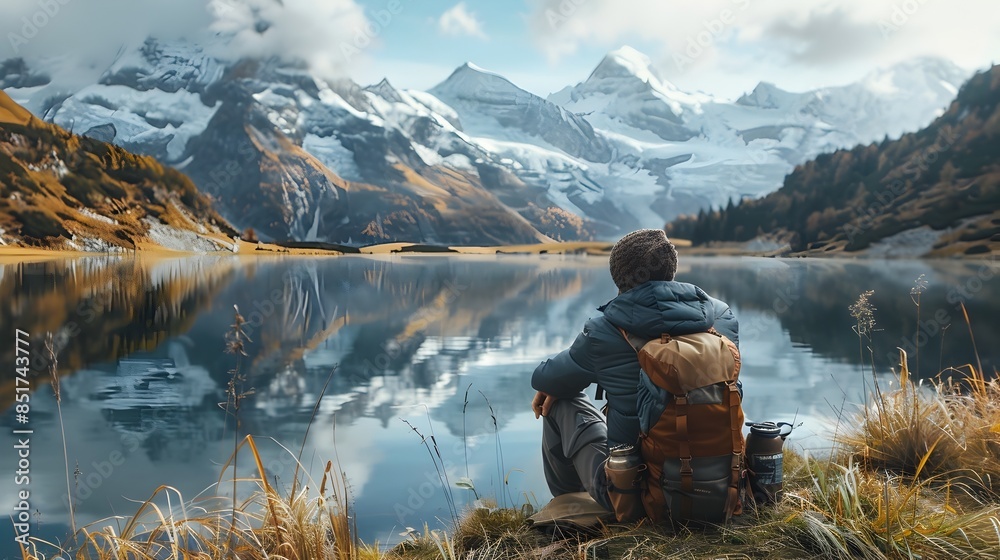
[724,380,744,520]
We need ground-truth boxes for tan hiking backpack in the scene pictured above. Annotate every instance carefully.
[620,327,745,524]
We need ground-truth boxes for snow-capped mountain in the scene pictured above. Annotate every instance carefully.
[1,40,972,244]
[549,46,704,143]
[430,62,613,163]
[548,47,971,225]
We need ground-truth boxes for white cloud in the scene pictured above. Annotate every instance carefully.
[438,2,488,39]
[1,0,209,72]
[207,0,369,79]
[0,0,371,82]
[527,0,1000,96]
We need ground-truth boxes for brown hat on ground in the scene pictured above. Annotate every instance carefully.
[609,229,678,293]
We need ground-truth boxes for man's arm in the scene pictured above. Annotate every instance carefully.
[710,296,739,349]
[531,322,599,398]
[709,296,743,397]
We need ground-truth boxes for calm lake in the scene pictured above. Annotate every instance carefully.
[1,255,998,552]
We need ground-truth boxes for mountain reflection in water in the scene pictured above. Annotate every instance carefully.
[0,255,996,547]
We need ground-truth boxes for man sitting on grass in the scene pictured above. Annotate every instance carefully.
[530,228,740,512]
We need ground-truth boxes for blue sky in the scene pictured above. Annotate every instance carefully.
[347,0,648,95]
[1,0,998,99]
[325,0,1000,98]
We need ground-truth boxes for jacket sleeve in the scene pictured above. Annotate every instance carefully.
[531,321,600,398]
[710,297,740,349]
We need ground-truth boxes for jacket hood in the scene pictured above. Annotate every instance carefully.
[600,281,716,339]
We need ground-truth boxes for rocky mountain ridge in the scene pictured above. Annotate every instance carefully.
[2,41,973,244]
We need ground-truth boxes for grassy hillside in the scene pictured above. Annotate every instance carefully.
[0,89,32,125]
[667,65,1000,258]
[0,90,236,250]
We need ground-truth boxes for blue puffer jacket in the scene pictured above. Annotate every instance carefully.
[531,281,739,449]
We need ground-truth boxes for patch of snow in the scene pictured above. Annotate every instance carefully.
[602,46,660,85]
[78,208,117,225]
[412,143,443,166]
[144,218,228,252]
[303,134,361,181]
[49,85,219,161]
[253,87,294,107]
[318,87,368,120]
[470,136,582,170]
[441,153,475,171]
[406,90,462,126]
[174,155,194,170]
[64,235,126,253]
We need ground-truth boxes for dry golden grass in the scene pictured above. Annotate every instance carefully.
[838,355,1000,496]
[0,90,33,125]
[925,208,1000,258]
[20,435,385,560]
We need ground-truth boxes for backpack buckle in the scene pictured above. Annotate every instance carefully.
[679,457,693,476]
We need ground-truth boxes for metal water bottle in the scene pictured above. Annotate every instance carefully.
[605,444,646,522]
[744,422,793,506]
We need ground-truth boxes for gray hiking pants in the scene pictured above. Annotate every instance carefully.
[541,392,613,511]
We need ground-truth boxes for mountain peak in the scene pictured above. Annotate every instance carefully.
[430,61,529,101]
[736,81,799,108]
[589,46,661,85]
[858,56,968,96]
[460,61,491,73]
[365,78,404,103]
[450,61,513,83]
